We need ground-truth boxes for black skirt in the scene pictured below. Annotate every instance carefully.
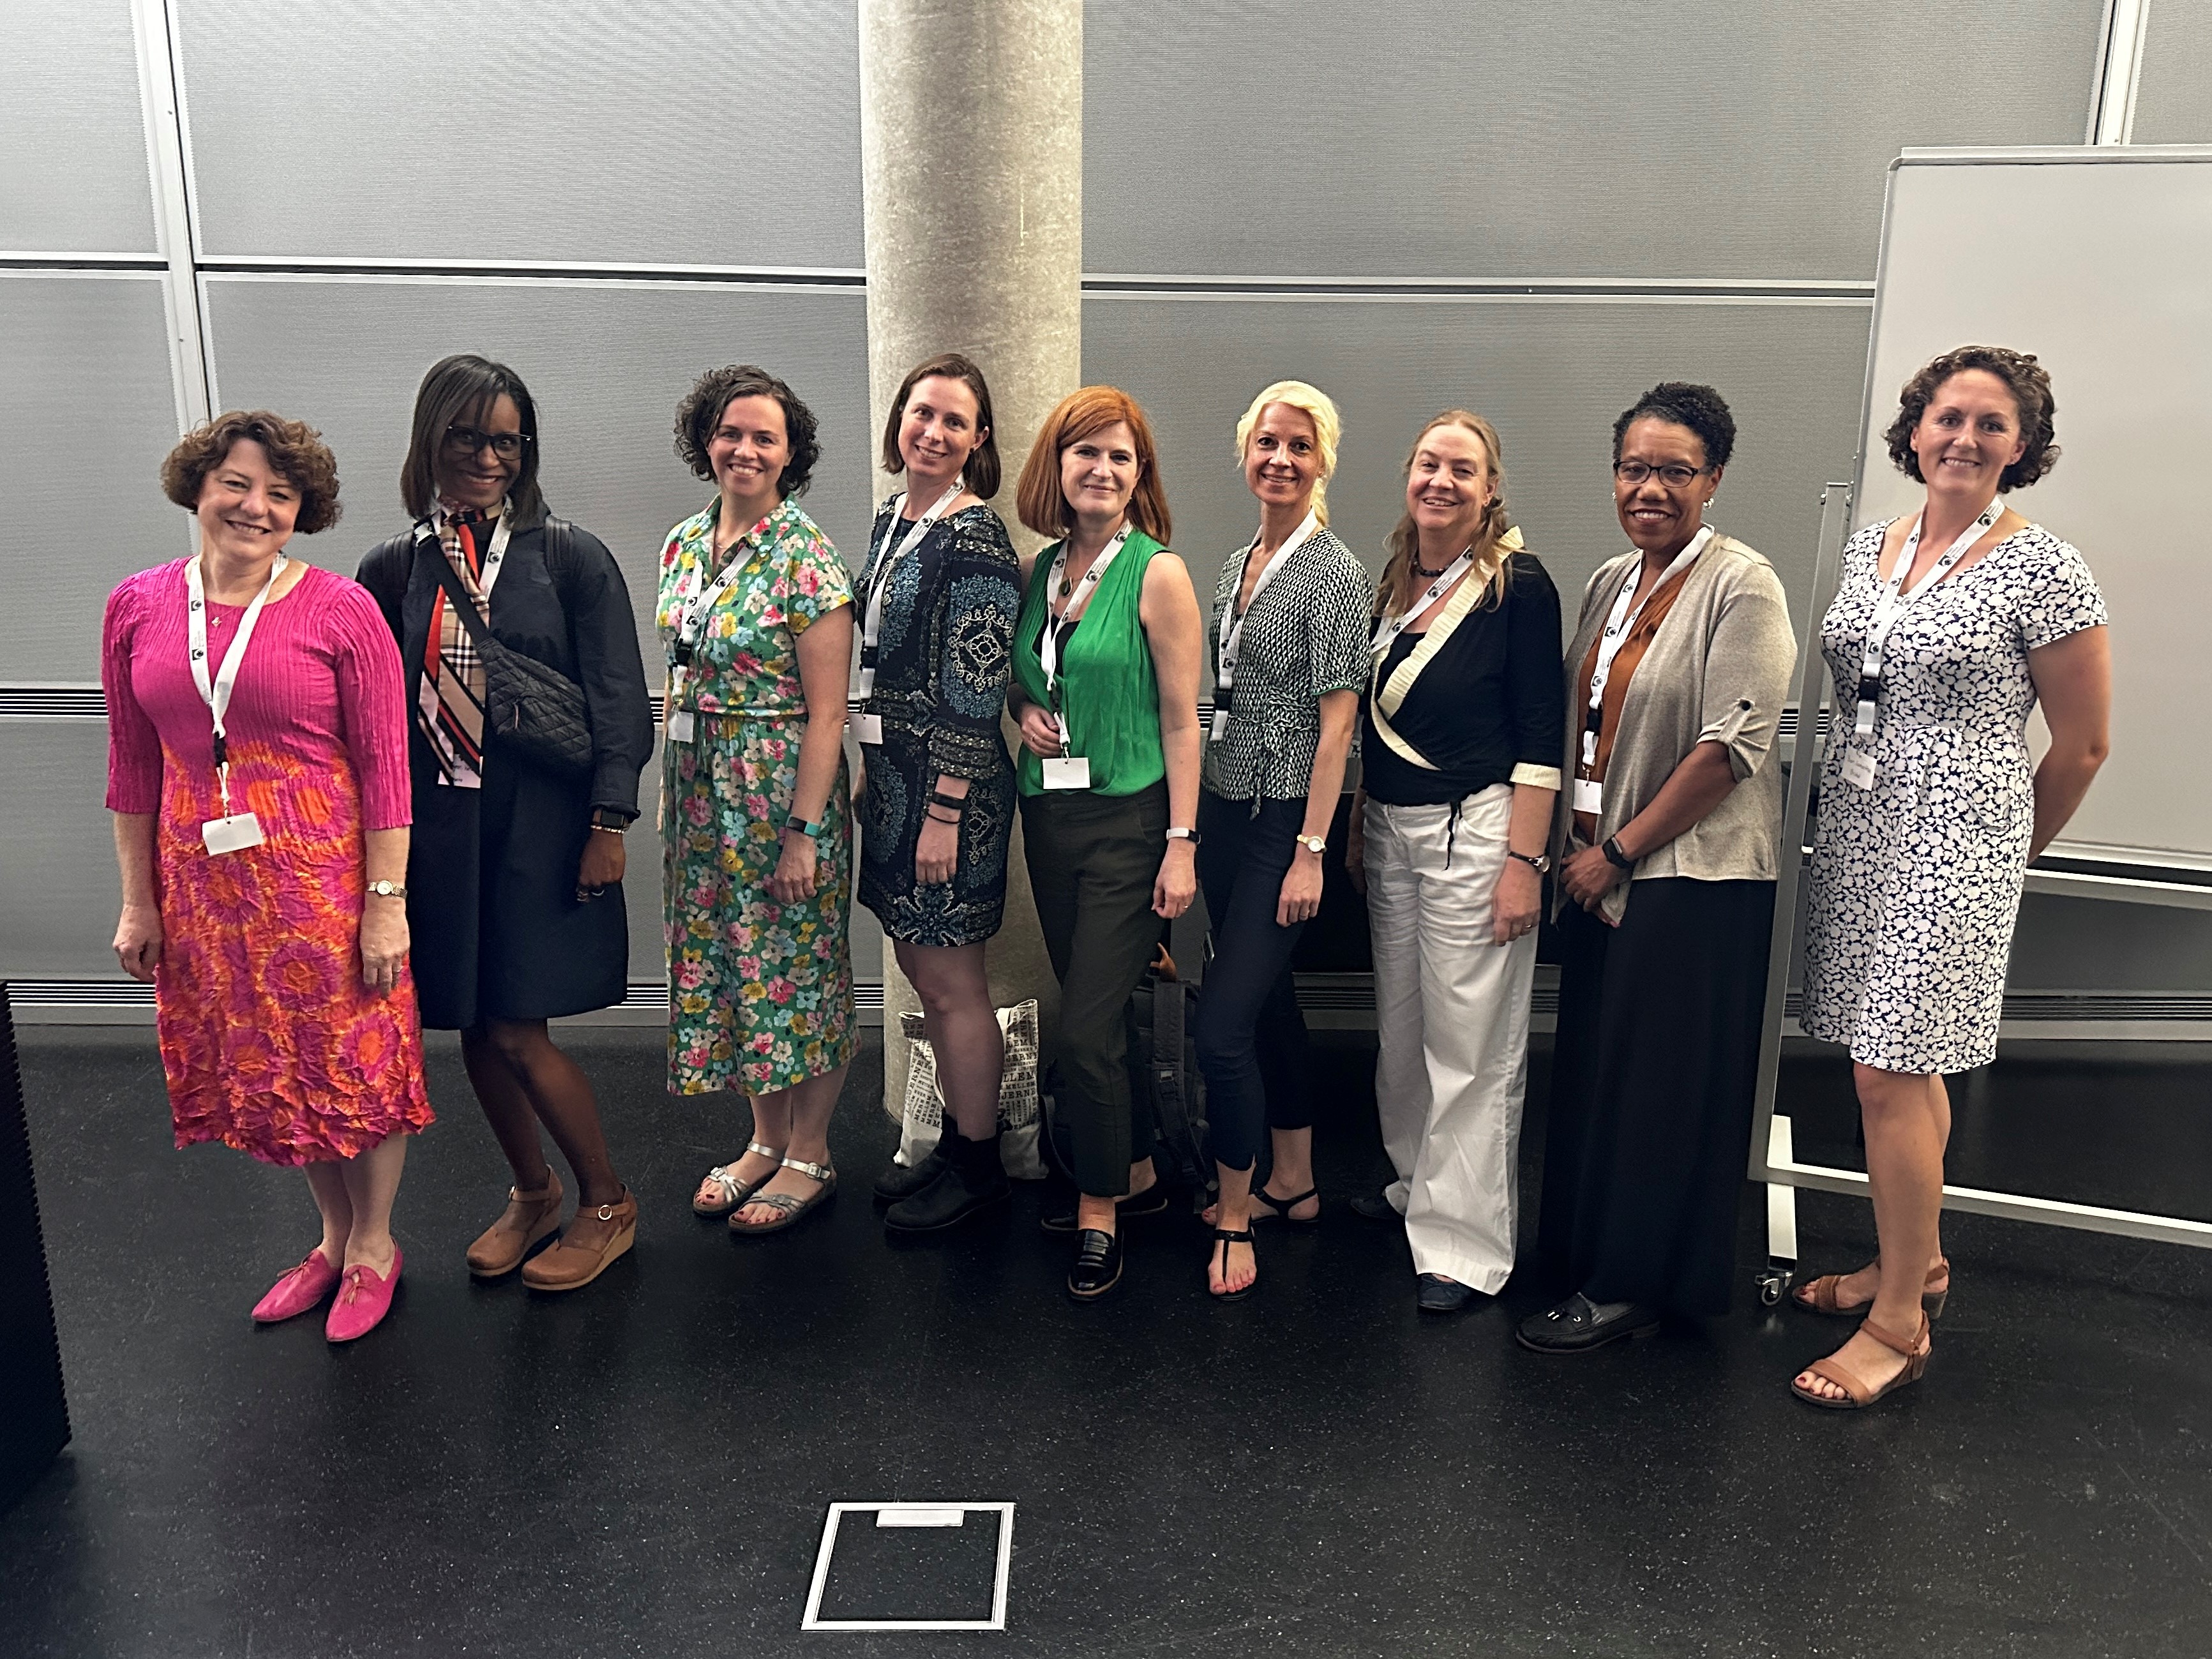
[1536,877,1776,1316]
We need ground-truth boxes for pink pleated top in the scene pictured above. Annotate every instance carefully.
[103,559,412,829]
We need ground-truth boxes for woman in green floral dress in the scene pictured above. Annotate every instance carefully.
[658,365,855,1235]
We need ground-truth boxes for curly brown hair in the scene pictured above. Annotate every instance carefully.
[672,364,820,497]
[162,410,342,533]
[1885,345,2058,493]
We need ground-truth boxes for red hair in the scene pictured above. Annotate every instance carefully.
[1014,385,1172,544]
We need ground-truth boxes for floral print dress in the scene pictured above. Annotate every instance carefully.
[658,498,855,1095]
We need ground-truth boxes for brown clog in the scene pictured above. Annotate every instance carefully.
[521,1188,637,1292]
[465,1173,564,1277]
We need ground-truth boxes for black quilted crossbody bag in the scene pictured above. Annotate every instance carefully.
[419,518,596,779]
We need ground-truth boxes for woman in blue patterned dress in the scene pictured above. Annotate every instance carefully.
[1791,347,2109,1409]
[659,365,856,1235]
[853,352,1024,1236]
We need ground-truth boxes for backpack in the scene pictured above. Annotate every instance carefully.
[1044,945,1216,1199]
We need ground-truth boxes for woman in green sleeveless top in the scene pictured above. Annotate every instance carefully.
[1008,386,1205,1303]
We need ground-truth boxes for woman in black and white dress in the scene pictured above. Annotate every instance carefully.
[1792,345,2110,1410]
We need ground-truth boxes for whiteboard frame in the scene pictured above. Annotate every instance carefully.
[1748,146,2212,1256]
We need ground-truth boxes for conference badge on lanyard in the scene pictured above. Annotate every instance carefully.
[1838,499,2001,791]
[187,553,287,855]
[852,481,965,746]
[1038,526,1128,790]
[1212,509,1318,742]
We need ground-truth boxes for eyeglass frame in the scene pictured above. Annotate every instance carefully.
[1612,459,1711,489]
[442,423,534,461]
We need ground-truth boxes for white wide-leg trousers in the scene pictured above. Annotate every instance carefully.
[1364,785,1538,1293]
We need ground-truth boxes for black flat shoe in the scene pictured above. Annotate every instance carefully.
[1515,1292,1662,1354]
[1067,1228,1124,1302]
[1417,1273,1475,1314]
[1208,1227,1257,1302]
[873,1139,947,1205]
[1350,1192,1401,1223]
[883,1130,1010,1234]
[1040,1180,1172,1235]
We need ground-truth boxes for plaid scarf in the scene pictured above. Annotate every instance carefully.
[416,502,498,788]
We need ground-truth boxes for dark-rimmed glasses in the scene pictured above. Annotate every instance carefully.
[1613,460,1706,488]
[442,424,532,461]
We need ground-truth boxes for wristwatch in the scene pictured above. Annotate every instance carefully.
[366,880,408,899]
[783,816,824,841]
[1505,848,1550,875]
[1295,833,1328,857]
[1164,827,1203,846]
[1602,835,1636,871]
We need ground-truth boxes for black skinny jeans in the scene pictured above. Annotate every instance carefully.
[1193,790,1317,1171]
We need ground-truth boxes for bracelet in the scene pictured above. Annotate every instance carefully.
[927,790,968,813]
[925,809,962,826]
[591,823,626,836]
[1602,835,1636,871]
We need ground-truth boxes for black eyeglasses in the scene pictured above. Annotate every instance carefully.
[1614,460,1707,488]
[442,424,532,460]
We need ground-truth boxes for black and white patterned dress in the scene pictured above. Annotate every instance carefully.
[1800,521,2106,1073]
[854,499,1020,947]
[1203,525,1372,804]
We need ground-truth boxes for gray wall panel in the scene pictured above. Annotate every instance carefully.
[0,274,190,682]
[173,0,863,267]
[0,2,157,253]
[2132,0,2212,142]
[1083,295,1872,625]
[1085,0,2102,281]
[0,721,135,977]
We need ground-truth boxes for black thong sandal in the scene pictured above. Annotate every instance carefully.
[1249,1184,1320,1229]
[1208,1227,1258,1301]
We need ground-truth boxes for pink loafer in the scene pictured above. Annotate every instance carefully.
[324,1247,403,1344]
[252,1248,340,1324]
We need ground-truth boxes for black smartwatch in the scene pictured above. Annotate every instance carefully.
[1602,835,1636,871]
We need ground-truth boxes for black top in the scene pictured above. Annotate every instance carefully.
[1359,551,1566,807]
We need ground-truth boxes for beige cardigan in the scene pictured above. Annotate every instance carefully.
[1549,532,1796,924]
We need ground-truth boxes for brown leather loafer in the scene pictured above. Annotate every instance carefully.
[521,1188,637,1293]
[465,1173,564,1277]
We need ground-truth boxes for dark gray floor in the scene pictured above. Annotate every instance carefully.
[4,1025,2209,1658]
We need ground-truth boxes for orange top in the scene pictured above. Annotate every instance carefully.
[1572,566,1692,845]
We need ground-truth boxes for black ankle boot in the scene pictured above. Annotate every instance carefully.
[872,1130,947,1204]
[883,1128,1011,1234]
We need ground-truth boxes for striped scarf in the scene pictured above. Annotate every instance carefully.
[417,503,497,788]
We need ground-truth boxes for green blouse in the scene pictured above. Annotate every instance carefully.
[1010,529,1168,798]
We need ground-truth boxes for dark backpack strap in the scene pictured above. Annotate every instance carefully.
[1148,975,1208,1186]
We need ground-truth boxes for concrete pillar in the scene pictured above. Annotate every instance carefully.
[858,0,1082,1124]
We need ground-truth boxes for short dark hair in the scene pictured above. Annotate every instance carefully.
[879,352,1001,499]
[672,365,820,498]
[1885,345,2058,493]
[400,354,544,522]
[1612,381,1736,470]
[162,410,342,534]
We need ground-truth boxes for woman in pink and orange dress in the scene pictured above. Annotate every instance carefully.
[102,410,433,1343]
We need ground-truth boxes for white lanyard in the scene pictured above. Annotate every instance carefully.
[187,552,288,816]
[856,479,966,699]
[431,504,513,600]
[1370,549,1474,663]
[1581,527,1710,769]
[1038,523,1132,704]
[1215,507,1318,697]
[669,512,766,687]
[1852,499,2002,739]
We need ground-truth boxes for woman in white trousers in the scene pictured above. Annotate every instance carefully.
[1347,411,1564,1312]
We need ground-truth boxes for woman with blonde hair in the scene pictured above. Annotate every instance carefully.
[1344,411,1563,1314]
[1006,385,1206,1300]
[1193,380,1370,1299]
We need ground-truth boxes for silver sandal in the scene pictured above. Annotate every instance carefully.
[728,1157,838,1235]
[691,1141,786,1217]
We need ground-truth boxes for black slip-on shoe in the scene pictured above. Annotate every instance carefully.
[1041,1180,1172,1234]
[1417,1273,1477,1314]
[1350,1192,1403,1223]
[1067,1228,1124,1302]
[1515,1292,1662,1354]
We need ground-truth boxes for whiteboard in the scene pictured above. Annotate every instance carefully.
[1854,146,2212,871]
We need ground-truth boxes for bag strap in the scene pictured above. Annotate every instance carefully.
[423,541,497,652]
[1148,975,1206,1182]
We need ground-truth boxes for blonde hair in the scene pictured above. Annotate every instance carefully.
[1233,380,1341,525]
[1379,411,1514,618]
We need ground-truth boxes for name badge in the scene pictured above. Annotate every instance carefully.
[1040,756,1091,791]
[202,812,265,856]
[1208,707,1229,743]
[852,712,884,746]
[666,709,696,744]
[1572,777,1603,816]
[1840,747,1878,791]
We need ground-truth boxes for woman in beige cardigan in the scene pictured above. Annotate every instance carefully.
[1517,382,1796,1356]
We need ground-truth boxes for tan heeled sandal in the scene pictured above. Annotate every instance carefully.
[1790,1313,1931,1411]
[1792,1258,1949,1321]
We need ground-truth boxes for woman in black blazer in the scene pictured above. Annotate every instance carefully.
[357,354,654,1294]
